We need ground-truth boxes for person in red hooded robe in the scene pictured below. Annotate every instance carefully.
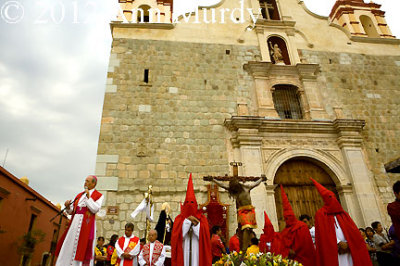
[311,178,372,266]
[280,185,316,266]
[171,174,212,266]
[259,211,285,255]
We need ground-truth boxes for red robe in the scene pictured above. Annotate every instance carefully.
[259,212,285,255]
[259,231,285,255]
[229,235,240,253]
[314,207,372,266]
[311,178,372,266]
[55,190,102,262]
[171,213,212,266]
[281,221,315,266]
[116,236,140,266]
[279,186,315,266]
[388,200,400,241]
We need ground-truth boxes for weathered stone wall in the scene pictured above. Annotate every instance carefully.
[300,49,400,212]
[96,39,261,238]
[96,37,400,238]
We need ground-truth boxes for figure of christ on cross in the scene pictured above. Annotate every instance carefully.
[204,162,267,251]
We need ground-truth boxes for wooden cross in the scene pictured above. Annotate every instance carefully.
[203,161,266,182]
[259,0,275,20]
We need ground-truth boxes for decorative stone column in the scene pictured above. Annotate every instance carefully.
[334,119,383,227]
[336,184,364,226]
[264,185,279,230]
[296,64,329,120]
[297,88,311,120]
[256,28,271,63]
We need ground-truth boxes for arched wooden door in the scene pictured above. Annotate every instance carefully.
[274,158,339,230]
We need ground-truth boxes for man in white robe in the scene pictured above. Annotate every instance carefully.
[335,217,353,266]
[56,175,104,266]
[138,230,166,266]
[171,174,211,266]
[116,223,141,266]
[182,217,201,266]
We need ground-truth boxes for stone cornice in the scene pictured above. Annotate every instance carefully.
[336,184,353,193]
[110,21,174,34]
[333,119,365,131]
[255,19,296,34]
[225,116,335,134]
[225,117,366,148]
[333,119,365,148]
[243,62,320,79]
[350,36,400,44]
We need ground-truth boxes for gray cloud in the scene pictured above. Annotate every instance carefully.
[0,0,112,204]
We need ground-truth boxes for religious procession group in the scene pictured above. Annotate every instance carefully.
[53,174,400,266]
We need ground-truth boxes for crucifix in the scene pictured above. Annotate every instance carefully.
[203,162,267,251]
[259,0,276,20]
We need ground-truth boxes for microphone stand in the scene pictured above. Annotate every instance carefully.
[49,195,79,266]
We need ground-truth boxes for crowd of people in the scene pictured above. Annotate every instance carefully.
[54,175,400,266]
[208,180,400,266]
[93,225,169,266]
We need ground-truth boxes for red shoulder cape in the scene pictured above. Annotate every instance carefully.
[281,221,315,266]
[116,236,139,266]
[314,207,372,266]
[171,214,212,266]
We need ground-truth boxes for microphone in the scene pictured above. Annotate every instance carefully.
[84,186,90,198]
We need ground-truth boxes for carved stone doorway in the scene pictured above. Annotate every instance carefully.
[274,158,339,230]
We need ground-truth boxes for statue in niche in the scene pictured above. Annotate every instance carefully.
[269,41,285,65]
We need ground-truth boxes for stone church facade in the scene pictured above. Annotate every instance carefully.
[95,0,400,238]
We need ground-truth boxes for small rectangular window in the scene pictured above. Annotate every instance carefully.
[28,214,37,232]
[272,85,303,119]
[226,50,230,55]
[144,69,149,83]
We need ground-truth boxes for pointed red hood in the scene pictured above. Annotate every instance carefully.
[263,211,275,239]
[280,185,297,226]
[310,178,343,214]
[181,173,200,218]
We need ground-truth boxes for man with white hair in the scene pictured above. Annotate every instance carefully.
[139,230,166,266]
[55,175,104,266]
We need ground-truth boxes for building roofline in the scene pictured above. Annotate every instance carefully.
[0,166,62,213]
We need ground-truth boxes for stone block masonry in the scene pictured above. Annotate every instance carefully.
[301,49,400,211]
[96,39,261,237]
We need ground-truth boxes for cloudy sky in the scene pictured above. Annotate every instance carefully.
[0,0,399,206]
